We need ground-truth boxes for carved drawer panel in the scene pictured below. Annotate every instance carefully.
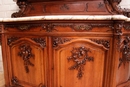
[4,22,113,33]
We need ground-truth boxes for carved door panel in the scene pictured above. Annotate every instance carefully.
[52,37,110,87]
[116,36,130,87]
[6,36,47,87]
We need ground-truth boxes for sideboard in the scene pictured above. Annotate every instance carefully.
[1,0,130,87]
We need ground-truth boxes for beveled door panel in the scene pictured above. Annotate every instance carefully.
[52,37,109,87]
[6,36,47,87]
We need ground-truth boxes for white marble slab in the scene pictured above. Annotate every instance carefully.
[0,15,129,22]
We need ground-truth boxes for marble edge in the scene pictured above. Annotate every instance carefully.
[0,15,129,22]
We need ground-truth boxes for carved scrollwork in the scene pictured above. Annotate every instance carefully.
[90,39,110,49]
[31,38,46,48]
[52,37,72,47]
[18,44,34,73]
[118,36,130,68]
[68,47,94,79]
[105,0,130,17]
[11,0,28,18]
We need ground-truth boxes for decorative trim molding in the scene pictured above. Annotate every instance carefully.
[52,37,72,47]
[118,36,130,68]
[68,47,94,79]
[18,44,34,73]
[90,39,110,49]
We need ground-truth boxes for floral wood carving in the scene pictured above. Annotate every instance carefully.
[7,37,20,46]
[52,23,113,31]
[124,25,130,30]
[31,38,46,48]
[90,39,110,49]
[73,24,92,31]
[118,36,130,68]
[114,22,124,48]
[68,47,94,79]
[10,76,23,87]
[18,44,34,73]
[42,23,56,32]
[52,37,72,47]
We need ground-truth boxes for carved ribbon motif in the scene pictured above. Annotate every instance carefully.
[68,47,94,79]
[18,44,34,73]
[118,36,130,68]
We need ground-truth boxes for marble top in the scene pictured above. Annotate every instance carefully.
[1,15,130,22]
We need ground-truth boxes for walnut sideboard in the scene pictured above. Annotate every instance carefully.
[1,0,130,87]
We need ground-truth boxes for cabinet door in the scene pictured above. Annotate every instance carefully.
[52,37,110,87]
[116,36,130,87]
[6,36,47,87]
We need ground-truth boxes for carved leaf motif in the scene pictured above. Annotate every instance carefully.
[31,38,46,48]
[90,39,110,49]
[68,47,94,79]
[42,23,56,32]
[119,36,130,68]
[53,37,72,47]
[7,37,20,46]
[18,44,34,73]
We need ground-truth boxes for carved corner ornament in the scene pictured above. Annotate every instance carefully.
[90,39,110,49]
[52,37,72,47]
[68,47,94,79]
[105,0,130,17]
[31,38,46,48]
[10,77,23,87]
[18,44,34,73]
[118,36,130,68]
